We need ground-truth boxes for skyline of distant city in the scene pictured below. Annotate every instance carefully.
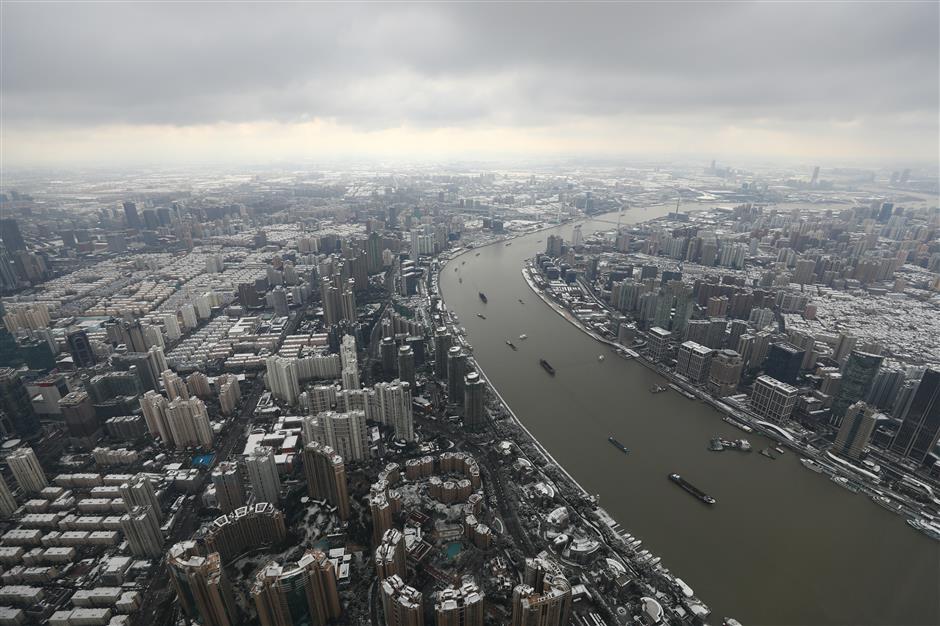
[2,3,938,165]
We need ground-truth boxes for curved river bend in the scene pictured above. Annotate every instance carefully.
[439,209,939,626]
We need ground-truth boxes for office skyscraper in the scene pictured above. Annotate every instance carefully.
[463,372,486,430]
[676,341,713,384]
[239,282,262,309]
[111,348,164,393]
[892,378,919,418]
[123,201,142,229]
[750,375,798,422]
[866,366,906,411]
[0,219,26,252]
[647,327,671,362]
[672,286,695,334]
[738,330,773,372]
[877,201,894,223]
[397,345,415,388]
[447,347,466,403]
[66,329,96,368]
[434,327,452,379]
[367,231,383,273]
[764,342,805,385]
[834,402,879,461]
[833,333,858,365]
[831,351,883,425]
[58,390,100,450]
[381,336,398,378]
[890,368,940,464]
[707,349,743,397]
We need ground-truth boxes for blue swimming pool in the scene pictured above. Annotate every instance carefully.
[445,542,462,560]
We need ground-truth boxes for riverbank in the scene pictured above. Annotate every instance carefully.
[465,347,592,498]
[521,262,628,353]
[436,223,720,616]
[520,240,940,540]
[437,208,940,625]
[438,237,596,502]
[439,217,633,501]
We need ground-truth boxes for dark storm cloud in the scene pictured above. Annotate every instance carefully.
[1,2,937,129]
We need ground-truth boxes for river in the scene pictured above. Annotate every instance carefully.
[438,208,940,626]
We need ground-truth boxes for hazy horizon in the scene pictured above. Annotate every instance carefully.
[2,2,938,168]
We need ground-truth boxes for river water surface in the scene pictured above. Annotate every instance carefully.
[439,208,939,626]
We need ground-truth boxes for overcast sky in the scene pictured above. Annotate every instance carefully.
[2,2,938,167]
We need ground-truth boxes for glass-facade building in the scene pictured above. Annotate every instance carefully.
[890,368,940,464]
[830,351,883,424]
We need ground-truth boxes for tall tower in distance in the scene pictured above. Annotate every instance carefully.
[123,200,142,229]
[0,218,26,251]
